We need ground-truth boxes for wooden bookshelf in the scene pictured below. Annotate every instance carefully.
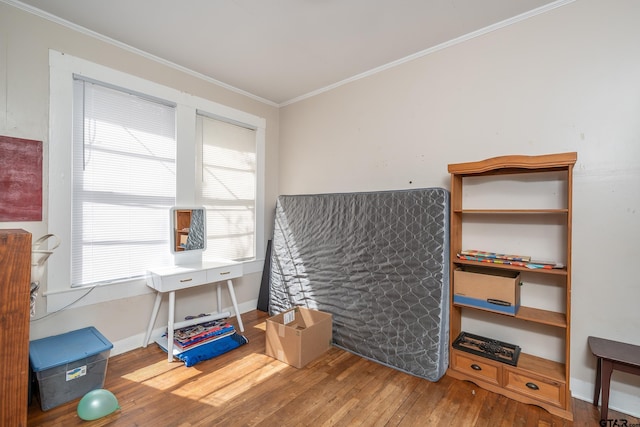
[447,153,576,420]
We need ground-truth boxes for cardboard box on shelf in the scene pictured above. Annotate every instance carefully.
[453,267,521,315]
[265,307,332,368]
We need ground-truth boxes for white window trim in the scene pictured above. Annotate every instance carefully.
[47,50,266,312]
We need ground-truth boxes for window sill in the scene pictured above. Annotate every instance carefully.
[44,258,265,313]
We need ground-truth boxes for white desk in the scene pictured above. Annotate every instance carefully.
[143,260,244,362]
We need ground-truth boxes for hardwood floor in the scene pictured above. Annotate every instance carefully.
[28,310,638,426]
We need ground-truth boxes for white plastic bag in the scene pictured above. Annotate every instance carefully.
[30,234,60,317]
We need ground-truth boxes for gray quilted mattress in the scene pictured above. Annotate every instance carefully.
[269,187,450,381]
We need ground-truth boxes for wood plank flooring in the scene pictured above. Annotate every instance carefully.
[28,310,639,426]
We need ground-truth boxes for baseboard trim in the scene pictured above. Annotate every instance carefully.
[571,377,640,419]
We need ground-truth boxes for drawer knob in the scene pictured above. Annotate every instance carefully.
[470,364,482,371]
[220,271,231,275]
[179,278,193,283]
[525,382,539,390]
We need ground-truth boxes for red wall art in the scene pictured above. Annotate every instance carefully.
[0,135,43,221]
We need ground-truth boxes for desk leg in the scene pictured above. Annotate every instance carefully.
[217,283,222,313]
[167,291,176,362]
[227,279,244,332]
[143,292,163,347]
[601,359,613,421]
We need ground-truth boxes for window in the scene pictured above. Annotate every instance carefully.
[71,78,176,286]
[48,51,266,311]
[197,114,256,261]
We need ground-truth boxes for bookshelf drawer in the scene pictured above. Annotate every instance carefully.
[451,350,501,386]
[503,368,564,408]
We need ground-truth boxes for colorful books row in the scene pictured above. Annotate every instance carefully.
[460,249,531,262]
[173,328,236,351]
[160,327,237,352]
[174,317,232,342]
[457,253,564,269]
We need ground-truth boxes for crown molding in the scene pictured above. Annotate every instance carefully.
[1,0,279,107]
[280,0,576,106]
[2,0,575,108]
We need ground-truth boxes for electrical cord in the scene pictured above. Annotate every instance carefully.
[29,285,97,322]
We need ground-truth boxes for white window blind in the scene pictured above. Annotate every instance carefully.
[197,114,256,261]
[72,78,176,286]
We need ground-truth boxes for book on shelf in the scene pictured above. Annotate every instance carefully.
[457,253,528,267]
[173,329,237,351]
[156,330,237,355]
[170,316,237,350]
[460,249,531,262]
[456,253,564,269]
[175,325,236,346]
[174,318,232,341]
[527,260,565,269]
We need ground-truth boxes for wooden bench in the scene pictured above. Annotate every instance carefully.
[588,336,640,421]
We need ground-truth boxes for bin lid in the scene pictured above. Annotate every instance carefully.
[29,327,113,372]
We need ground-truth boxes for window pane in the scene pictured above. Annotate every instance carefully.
[198,115,256,261]
[72,79,176,286]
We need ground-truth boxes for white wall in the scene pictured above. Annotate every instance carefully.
[0,3,279,354]
[280,0,640,417]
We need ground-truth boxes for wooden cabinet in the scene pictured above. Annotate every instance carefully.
[446,153,576,420]
[0,229,31,426]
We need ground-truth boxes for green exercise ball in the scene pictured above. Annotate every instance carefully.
[77,389,120,421]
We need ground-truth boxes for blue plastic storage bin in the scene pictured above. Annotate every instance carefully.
[29,326,113,411]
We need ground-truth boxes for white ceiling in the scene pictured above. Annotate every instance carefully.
[11,0,569,105]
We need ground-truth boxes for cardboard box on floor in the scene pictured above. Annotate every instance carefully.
[265,307,332,368]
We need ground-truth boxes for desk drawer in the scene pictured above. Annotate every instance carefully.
[152,270,208,292]
[503,368,564,408]
[207,263,242,283]
[451,350,501,386]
